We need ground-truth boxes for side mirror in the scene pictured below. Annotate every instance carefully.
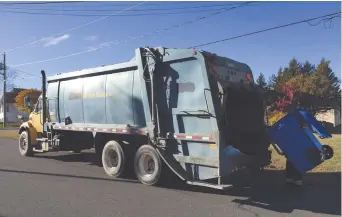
[24,96,31,108]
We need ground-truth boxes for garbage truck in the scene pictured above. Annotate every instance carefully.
[17,46,333,190]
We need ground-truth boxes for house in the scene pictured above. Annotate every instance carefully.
[0,88,38,124]
[315,108,341,127]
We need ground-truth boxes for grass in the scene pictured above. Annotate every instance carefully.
[0,123,21,129]
[268,134,341,172]
[0,130,19,140]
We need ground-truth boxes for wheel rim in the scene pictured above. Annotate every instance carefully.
[139,153,155,178]
[105,149,119,168]
[19,135,27,151]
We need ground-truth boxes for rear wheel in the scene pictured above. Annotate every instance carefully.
[19,131,33,157]
[134,145,162,186]
[102,140,125,178]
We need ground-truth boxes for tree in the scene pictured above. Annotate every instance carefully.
[267,58,341,116]
[14,89,41,113]
[256,73,267,89]
[301,61,315,75]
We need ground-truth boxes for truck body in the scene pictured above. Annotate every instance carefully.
[17,47,332,189]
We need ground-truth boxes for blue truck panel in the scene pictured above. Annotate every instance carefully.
[55,68,147,127]
[83,75,107,124]
[106,70,137,125]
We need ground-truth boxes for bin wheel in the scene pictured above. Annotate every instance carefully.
[102,141,125,178]
[19,131,33,157]
[134,145,162,186]
[322,145,334,160]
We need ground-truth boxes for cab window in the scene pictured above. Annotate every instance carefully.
[34,99,42,113]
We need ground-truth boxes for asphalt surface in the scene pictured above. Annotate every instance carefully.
[0,138,340,217]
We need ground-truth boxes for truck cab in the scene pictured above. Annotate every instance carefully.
[17,94,43,155]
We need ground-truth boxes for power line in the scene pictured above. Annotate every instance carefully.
[3,1,147,53]
[10,1,258,67]
[0,1,187,6]
[0,2,240,12]
[0,1,86,5]
[190,12,341,48]
[9,67,40,77]
[0,2,260,17]
[0,6,253,17]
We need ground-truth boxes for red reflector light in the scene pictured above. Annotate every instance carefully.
[246,72,252,80]
[215,73,221,79]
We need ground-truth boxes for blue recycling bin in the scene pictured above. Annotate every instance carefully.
[267,109,333,174]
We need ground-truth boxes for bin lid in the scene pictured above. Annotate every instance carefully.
[298,109,332,139]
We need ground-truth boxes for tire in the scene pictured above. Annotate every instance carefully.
[134,145,162,186]
[19,131,33,157]
[102,141,125,178]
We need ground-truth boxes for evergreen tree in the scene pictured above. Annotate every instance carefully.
[256,73,267,89]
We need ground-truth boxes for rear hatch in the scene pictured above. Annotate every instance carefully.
[203,52,270,161]
[222,84,269,157]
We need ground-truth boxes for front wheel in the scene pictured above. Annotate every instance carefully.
[134,145,162,186]
[19,131,33,157]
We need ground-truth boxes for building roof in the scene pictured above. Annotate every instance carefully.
[1,88,41,104]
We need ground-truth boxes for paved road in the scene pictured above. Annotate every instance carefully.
[0,138,340,217]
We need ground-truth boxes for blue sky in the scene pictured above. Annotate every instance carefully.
[0,1,340,89]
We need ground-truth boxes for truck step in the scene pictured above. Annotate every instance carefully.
[33,148,44,153]
[186,180,232,190]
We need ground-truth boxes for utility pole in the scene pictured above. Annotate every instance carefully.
[2,52,6,128]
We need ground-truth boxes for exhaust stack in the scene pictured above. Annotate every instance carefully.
[41,70,47,124]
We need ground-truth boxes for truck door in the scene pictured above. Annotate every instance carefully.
[30,98,43,133]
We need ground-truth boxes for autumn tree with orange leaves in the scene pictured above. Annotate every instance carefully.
[15,89,41,113]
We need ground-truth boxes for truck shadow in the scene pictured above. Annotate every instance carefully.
[165,170,341,216]
[31,152,341,216]
[34,151,100,165]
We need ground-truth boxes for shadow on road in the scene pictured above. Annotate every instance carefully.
[165,170,341,216]
[0,168,139,184]
[34,152,100,166]
[2,152,340,216]
[228,171,341,216]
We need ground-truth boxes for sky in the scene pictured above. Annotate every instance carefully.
[0,1,341,90]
